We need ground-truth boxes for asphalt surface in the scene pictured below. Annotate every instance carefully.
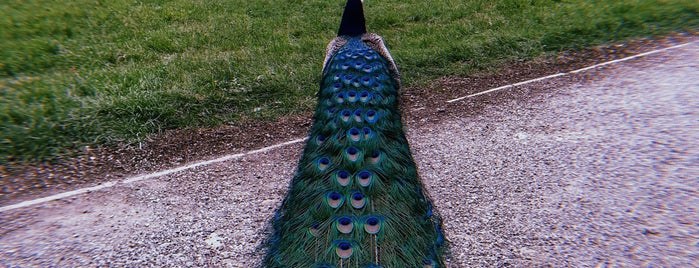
[1,42,697,267]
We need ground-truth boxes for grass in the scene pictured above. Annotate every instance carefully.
[1,0,698,163]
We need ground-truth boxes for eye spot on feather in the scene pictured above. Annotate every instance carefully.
[346,147,360,162]
[336,170,351,186]
[347,90,357,102]
[354,60,363,70]
[315,135,326,146]
[333,82,343,92]
[362,63,374,72]
[348,128,361,142]
[333,73,342,81]
[360,75,373,87]
[364,216,382,234]
[341,62,351,70]
[351,77,361,87]
[350,192,366,209]
[326,192,344,208]
[365,109,379,123]
[317,157,330,171]
[308,222,320,237]
[335,92,345,104]
[359,91,371,102]
[353,109,363,122]
[342,74,353,85]
[357,170,373,187]
[362,127,373,140]
[336,216,354,234]
[340,109,351,122]
[334,240,353,259]
[370,150,381,164]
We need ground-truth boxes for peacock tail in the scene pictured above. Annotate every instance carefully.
[264,1,446,267]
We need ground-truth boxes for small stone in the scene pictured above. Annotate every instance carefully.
[205,232,224,249]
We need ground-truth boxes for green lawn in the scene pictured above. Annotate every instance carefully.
[1,0,698,163]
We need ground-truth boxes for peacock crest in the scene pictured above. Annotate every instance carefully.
[264,1,446,267]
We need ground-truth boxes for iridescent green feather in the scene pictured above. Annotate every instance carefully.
[264,1,445,267]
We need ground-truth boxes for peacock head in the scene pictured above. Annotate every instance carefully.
[338,0,366,37]
[322,0,402,89]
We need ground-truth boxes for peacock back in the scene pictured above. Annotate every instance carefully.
[264,1,445,267]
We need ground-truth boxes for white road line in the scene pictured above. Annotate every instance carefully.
[0,181,119,213]
[447,41,696,102]
[122,137,307,184]
[0,137,308,212]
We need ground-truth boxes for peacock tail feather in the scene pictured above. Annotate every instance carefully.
[264,1,446,267]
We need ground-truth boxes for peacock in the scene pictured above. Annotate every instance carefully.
[264,0,446,267]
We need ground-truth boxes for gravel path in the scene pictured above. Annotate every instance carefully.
[1,42,697,267]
